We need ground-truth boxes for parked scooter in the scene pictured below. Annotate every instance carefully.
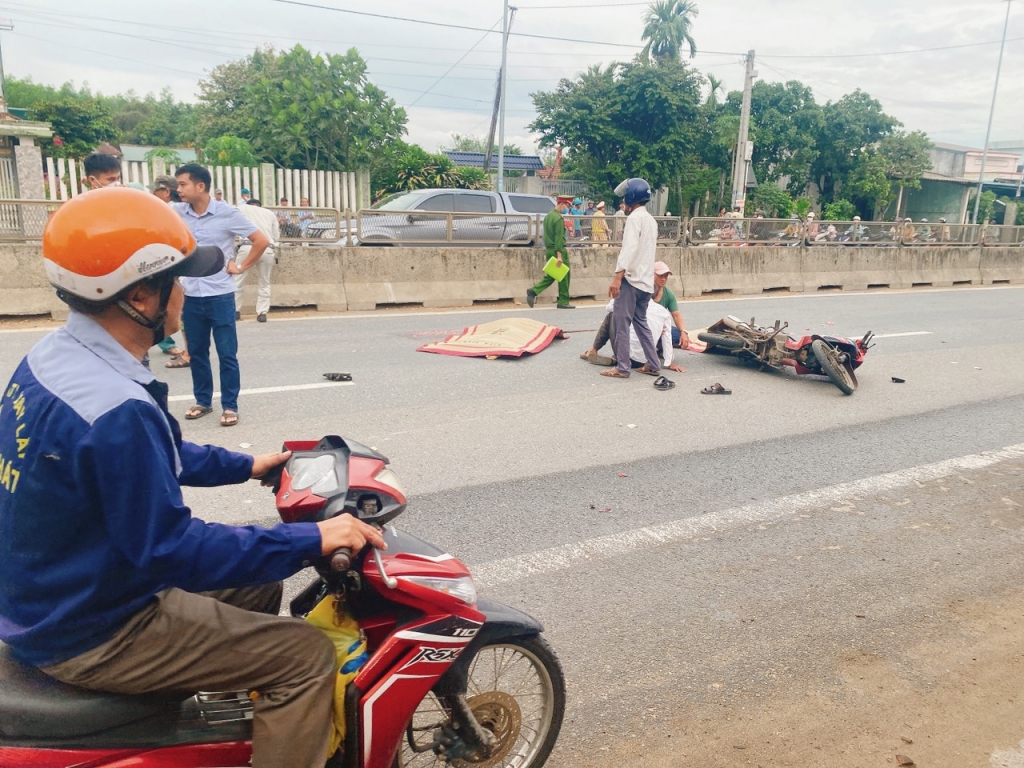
[0,435,565,768]
[698,316,874,395]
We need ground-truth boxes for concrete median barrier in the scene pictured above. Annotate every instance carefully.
[2,243,1022,318]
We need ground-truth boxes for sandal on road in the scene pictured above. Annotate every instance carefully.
[166,355,190,369]
[701,383,732,395]
[653,376,675,391]
[220,410,239,427]
[185,404,213,420]
[637,365,660,377]
[600,369,630,379]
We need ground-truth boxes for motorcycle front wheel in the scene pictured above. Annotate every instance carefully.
[394,635,566,768]
[811,339,856,395]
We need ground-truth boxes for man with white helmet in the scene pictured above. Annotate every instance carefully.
[602,177,661,379]
[0,188,384,768]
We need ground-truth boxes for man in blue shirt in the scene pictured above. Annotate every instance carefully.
[0,188,384,767]
[174,163,271,427]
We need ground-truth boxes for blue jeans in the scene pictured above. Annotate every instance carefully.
[182,294,240,411]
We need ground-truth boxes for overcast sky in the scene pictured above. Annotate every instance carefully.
[3,0,1022,153]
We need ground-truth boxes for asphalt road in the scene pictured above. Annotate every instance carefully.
[3,284,1024,765]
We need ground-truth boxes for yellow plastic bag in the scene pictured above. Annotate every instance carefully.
[305,594,368,756]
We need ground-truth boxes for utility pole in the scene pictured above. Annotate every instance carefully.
[0,19,13,113]
[483,71,501,175]
[496,2,516,193]
[972,0,1013,224]
[730,50,756,213]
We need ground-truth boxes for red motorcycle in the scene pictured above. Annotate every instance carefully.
[0,435,565,768]
[698,316,874,395]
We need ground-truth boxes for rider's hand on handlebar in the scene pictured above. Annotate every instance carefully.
[317,513,387,556]
[252,451,292,482]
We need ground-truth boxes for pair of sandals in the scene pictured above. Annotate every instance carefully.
[184,405,238,427]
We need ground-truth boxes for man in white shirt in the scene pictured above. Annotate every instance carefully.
[603,178,660,379]
[235,199,281,323]
[585,298,685,372]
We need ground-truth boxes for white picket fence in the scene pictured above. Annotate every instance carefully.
[42,156,369,211]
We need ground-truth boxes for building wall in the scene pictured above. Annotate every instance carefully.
[888,179,968,223]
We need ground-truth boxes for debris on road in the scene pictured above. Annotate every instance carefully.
[892,377,906,383]
[617,472,628,478]
[323,372,352,382]
[896,754,916,766]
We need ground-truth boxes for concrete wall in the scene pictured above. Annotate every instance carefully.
[4,243,1023,318]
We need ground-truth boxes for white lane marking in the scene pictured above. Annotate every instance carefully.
[166,381,353,402]
[470,442,1024,588]
[874,331,933,338]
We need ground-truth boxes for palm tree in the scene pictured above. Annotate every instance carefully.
[641,0,699,62]
[705,74,724,107]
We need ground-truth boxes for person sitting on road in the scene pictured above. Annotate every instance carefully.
[580,297,686,373]
[0,188,385,768]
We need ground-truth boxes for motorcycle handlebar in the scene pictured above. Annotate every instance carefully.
[329,547,353,572]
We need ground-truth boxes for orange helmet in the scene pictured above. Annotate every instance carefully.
[43,187,224,304]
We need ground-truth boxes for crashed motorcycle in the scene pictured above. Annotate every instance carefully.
[0,435,565,768]
[698,316,874,395]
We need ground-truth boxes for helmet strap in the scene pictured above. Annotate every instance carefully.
[116,277,176,346]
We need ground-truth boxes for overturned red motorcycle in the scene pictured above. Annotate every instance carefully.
[0,435,565,768]
[698,316,874,395]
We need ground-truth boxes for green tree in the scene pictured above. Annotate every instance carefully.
[196,47,279,143]
[878,129,932,216]
[144,147,182,166]
[751,184,793,217]
[725,80,822,192]
[811,89,899,203]
[641,0,699,62]
[844,149,895,218]
[442,133,522,157]
[531,59,703,198]
[31,97,118,158]
[821,199,857,220]
[240,45,407,170]
[200,135,259,166]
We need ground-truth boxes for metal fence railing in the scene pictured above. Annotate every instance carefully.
[810,220,901,246]
[267,206,345,244]
[563,214,680,246]
[980,224,1024,247]
[0,199,63,241]
[688,217,801,246]
[355,210,536,246]
[899,222,980,246]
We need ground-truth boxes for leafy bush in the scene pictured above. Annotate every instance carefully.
[821,199,856,221]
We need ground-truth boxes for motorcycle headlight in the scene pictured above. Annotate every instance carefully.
[290,455,339,496]
[400,575,477,605]
[374,467,406,498]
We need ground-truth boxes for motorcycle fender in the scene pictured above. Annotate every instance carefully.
[432,598,543,696]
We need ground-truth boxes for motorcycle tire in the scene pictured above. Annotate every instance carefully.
[394,635,566,768]
[697,332,744,351]
[811,339,856,395]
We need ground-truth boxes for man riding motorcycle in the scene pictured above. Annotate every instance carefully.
[0,188,385,768]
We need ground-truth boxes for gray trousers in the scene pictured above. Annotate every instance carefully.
[612,278,660,375]
[41,583,336,768]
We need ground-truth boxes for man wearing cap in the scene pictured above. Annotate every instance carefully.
[150,175,178,203]
[527,199,574,309]
[213,189,224,202]
[0,187,385,768]
[240,188,252,204]
[173,163,270,427]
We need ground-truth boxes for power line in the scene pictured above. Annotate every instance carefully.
[270,0,653,49]
[760,36,1024,60]
[410,17,501,107]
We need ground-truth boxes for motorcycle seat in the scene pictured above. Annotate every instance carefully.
[0,642,177,740]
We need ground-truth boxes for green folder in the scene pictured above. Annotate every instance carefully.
[543,257,569,282]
